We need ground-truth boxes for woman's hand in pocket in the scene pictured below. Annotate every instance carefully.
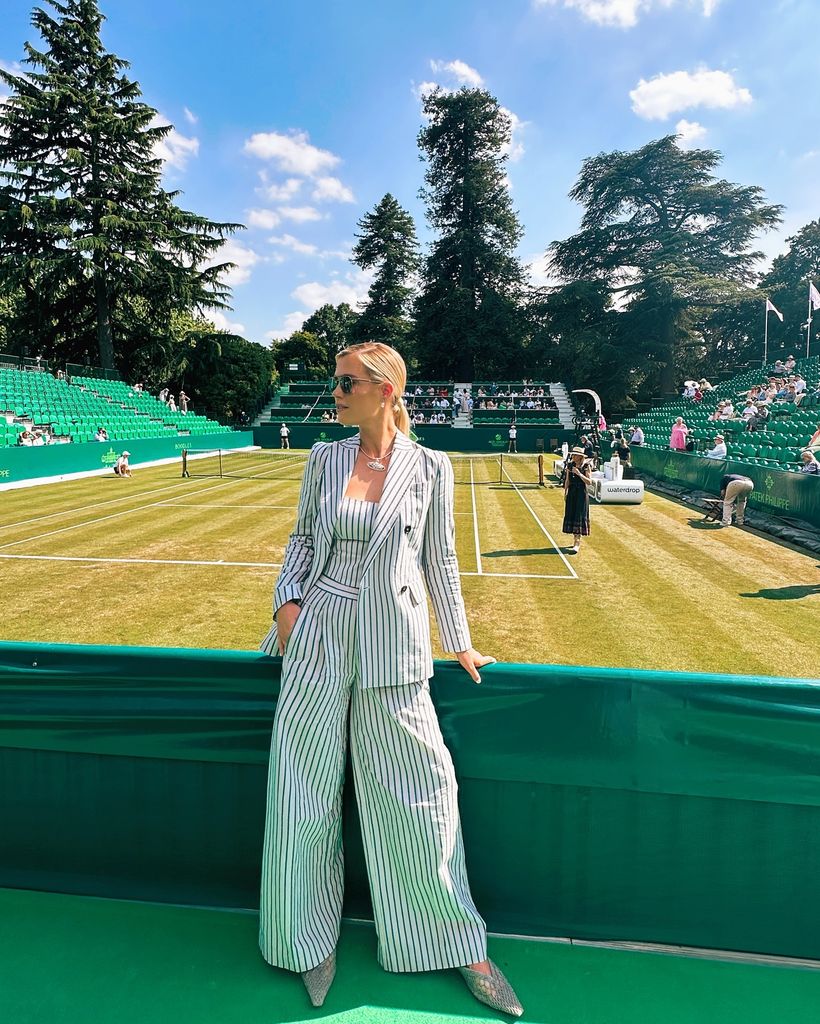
[276,601,302,655]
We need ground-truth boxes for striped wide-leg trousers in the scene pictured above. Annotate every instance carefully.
[259,576,487,974]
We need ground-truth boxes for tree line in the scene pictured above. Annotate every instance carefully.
[1,0,817,414]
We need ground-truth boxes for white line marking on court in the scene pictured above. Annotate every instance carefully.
[159,504,298,510]
[469,460,483,575]
[461,571,575,580]
[0,553,282,569]
[0,458,301,552]
[501,464,579,580]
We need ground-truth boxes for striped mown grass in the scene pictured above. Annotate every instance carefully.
[0,451,817,677]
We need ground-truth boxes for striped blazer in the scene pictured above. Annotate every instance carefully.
[260,430,472,687]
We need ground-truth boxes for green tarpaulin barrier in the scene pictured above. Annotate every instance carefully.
[2,640,819,960]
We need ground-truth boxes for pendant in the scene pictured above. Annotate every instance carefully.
[367,458,386,472]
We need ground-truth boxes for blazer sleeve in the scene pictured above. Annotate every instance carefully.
[273,442,326,615]
[420,451,472,653]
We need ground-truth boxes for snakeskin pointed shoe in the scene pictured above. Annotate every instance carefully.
[458,960,524,1017]
[301,949,336,1007]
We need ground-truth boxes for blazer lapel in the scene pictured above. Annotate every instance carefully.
[319,434,358,546]
[360,432,421,579]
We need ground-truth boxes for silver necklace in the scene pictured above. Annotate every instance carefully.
[360,443,395,472]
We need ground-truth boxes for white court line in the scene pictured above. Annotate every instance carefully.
[501,464,578,580]
[469,460,483,575]
[0,552,573,580]
[0,458,303,552]
[159,504,298,510]
[461,571,575,580]
[0,553,281,569]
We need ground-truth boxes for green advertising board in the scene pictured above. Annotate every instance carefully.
[0,431,255,486]
[253,423,576,453]
[632,447,820,529]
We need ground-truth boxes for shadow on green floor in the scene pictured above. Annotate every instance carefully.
[2,888,820,1024]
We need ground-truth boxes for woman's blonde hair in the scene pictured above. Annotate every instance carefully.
[336,341,411,435]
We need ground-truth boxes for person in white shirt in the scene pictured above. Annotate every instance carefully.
[629,425,644,445]
[114,451,132,477]
[705,435,727,460]
[741,401,757,421]
[94,426,108,442]
[168,395,177,413]
[718,402,734,419]
[178,390,189,413]
[280,423,291,450]
[508,422,518,453]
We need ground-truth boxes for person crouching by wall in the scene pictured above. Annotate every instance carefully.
[562,446,592,554]
[113,451,132,477]
[719,473,754,527]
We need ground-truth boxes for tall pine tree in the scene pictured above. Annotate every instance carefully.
[415,88,525,381]
[0,0,240,369]
[351,193,419,357]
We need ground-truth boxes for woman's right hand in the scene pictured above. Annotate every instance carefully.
[276,600,302,655]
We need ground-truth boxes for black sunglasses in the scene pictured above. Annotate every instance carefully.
[330,374,378,394]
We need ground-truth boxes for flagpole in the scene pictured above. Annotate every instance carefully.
[763,301,769,367]
[808,279,813,360]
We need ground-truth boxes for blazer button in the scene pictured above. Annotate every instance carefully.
[400,585,408,594]
[404,525,411,533]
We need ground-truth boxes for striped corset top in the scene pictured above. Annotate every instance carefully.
[323,497,379,587]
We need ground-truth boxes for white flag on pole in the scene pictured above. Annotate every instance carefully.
[810,281,820,311]
[765,299,784,321]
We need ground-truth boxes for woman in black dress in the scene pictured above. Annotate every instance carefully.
[562,446,592,553]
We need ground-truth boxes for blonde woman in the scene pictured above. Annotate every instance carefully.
[258,342,523,1016]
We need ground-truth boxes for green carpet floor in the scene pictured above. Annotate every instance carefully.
[2,887,818,1024]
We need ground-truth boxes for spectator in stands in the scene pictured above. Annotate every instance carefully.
[669,417,689,450]
[773,358,787,375]
[741,399,757,422]
[699,378,714,392]
[132,382,143,392]
[280,423,291,450]
[629,425,644,445]
[705,434,728,460]
[807,424,820,450]
[178,390,189,414]
[507,422,517,453]
[31,429,46,446]
[747,403,770,432]
[799,451,819,474]
[579,434,596,458]
[598,413,607,432]
[613,435,631,463]
[94,426,108,442]
[168,395,177,413]
[682,383,696,399]
[158,387,169,403]
[785,354,796,371]
[718,473,754,526]
[114,451,132,478]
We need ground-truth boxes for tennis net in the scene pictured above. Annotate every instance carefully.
[181,448,308,480]
[180,447,545,487]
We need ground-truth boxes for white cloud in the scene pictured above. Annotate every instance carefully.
[430,59,484,88]
[150,114,199,171]
[269,233,319,256]
[525,253,561,289]
[183,106,198,125]
[630,68,752,120]
[244,130,340,177]
[205,239,261,287]
[246,208,281,230]
[290,268,374,314]
[414,80,440,101]
[265,312,308,342]
[311,176,355,203]
[675,118,707,148]
[532,0,720,29]
[501,107,527,163]
[259,175,302,202]
[278,205,324,223]
[0,58,23,75]
[207,309,246,335]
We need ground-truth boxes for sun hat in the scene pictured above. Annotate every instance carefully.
[568,446,588,458]
[714,435,724,441]
[122,450,131,456]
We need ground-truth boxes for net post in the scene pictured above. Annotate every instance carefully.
[538,454,545,486]
[218,449,223,478]
[499,452,503,485]
[181,449,188,478]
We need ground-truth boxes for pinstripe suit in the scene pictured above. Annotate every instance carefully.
[258,430,487,973]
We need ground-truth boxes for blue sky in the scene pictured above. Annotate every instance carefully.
[2,0,817,346]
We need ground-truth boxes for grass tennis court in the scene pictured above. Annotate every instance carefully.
[1,449,818,677]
